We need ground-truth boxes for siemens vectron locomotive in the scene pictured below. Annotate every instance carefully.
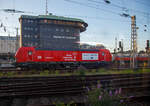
[15,47,112,69]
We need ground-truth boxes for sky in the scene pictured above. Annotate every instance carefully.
[0,0,150,52]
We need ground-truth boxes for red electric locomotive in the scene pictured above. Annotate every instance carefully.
[15,47,112,69]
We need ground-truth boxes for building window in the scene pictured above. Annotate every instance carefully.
[35,28,38,31]
[28,35,30,38]
[35,42,38,46]
[74,33,79,36]
[35,35,38,38]
[61,28,64,32]
[24,27,27,30]
[56,28,59,31]
[23,19,26,23]
[30,20,33,23]
[44,19,48,23]
[24,35,27,38]
[48,28,51,31]
[40,20,44,23]
[48,20,51,23]
[24,43,26,46]
[66,29,69,32]
[28,20,31,23]
[48,35,50,38]
[30,43,33,46]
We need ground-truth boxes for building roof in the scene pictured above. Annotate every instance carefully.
[20,14,86,23]
[0,36,16,40]
[20,14,88,32]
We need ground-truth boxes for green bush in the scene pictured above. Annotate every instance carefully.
[7,72,15,77]
[86,82,126,106]
[0,72,4,77]
[53,100,74,106]
[44,70,49,76]
[79,69,85,76]
[55,70,60,75]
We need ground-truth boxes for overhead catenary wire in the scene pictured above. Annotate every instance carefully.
[58,14,130,22]
[88,0,128,11]
[134,0,150,7]
[64,0,120,16]
[64,0,149,51]
[70,0,150,31]
[0,0,148,50]
[64,0,150,26]
[88,0,150,26]
[88,0,150,16]
[64,0,149,26]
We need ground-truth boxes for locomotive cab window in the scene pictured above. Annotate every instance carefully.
[28,51,32,55]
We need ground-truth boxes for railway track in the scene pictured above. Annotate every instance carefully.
[0,77,85,97]
[0,66,150,73]
[0,74,150,106]
[0,74,150,96]
[0,73,149,83]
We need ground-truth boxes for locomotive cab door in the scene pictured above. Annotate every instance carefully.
[101,52,105,61]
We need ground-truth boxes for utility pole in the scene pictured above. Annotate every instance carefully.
[15,27,19,51]
[121,39,123,52]
[148,50,150,67]
[114,37,117,53]
[130,16,138,69]
[146,40,150,67]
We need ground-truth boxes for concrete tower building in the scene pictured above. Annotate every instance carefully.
[19,14,88,49]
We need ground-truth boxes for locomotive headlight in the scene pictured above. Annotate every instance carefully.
[28,51,32,55]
